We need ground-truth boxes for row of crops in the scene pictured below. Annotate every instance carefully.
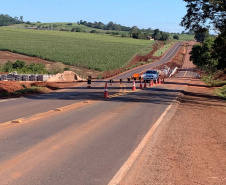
[0,27,154,71]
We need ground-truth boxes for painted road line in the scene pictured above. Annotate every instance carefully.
[183,67,189,77]
[0,100,97,129]
[108,102,173,185]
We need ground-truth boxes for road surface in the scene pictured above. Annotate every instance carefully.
[0,41,196,185]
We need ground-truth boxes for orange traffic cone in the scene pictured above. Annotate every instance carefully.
[155,80,158,85]
[140,81,143,89]
[149,80,152,87]
[159,78,162,84]
[132,81,136,91]
[144,80,147,88]
[104,83,109,98]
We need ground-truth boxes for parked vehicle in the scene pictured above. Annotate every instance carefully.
[143,70,159,82]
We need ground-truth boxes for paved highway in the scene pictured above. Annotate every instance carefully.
[113,41,182,79]
[0,42,196,185]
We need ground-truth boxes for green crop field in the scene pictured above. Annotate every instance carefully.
[0,27,153,71]
[169,33,195,41]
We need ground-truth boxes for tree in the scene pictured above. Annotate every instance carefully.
[0,14,23,26]
[160,32,169,41]
[194,29,210,42]
[190,38,218,74]
[173,35,179,40]
[181,0,226,71]
[71,27,82,32]
[90,30,97,33]
[181,0,226,33]
[213,31,226,70]
[28,63,46,74]
[3,61,13,72]
[20,16,23,22]
[130,26,140,39]
[12,60,26,69]
[107,21,114,30]
[152,29,160,40]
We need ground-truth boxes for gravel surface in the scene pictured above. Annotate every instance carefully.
[122,78,226,185]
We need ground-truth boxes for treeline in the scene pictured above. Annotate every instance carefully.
[0,14,23,26]
[78,20,171,41]
[78,20,131,31]
[130,26,170,40]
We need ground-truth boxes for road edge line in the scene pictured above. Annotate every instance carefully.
[108,102,173,185]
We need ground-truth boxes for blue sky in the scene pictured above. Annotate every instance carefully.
[1,0,187,33]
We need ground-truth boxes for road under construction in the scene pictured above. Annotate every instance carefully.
[0,41,197,185]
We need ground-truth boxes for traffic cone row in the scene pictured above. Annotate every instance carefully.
[102,77,166,98]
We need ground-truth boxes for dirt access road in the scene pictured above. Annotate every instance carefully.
[121,45,226,185]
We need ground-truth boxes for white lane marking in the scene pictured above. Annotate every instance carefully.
[108,103,173,185]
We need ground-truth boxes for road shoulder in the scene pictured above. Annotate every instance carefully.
[121,78,226,184]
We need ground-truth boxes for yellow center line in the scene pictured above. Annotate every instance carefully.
[0,100,97,130]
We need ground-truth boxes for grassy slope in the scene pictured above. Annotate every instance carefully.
[154,42,174,57]
[0,27,153,71]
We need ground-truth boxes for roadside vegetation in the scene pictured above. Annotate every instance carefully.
[0,60,72,75]
[214,85,226,99]
[181,0,226,98]
[0,60,47,74]
[0,85,48,97]
[154,42,174,57]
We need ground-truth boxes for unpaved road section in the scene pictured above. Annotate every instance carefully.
[121,75,226,185]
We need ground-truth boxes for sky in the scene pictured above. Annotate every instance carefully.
[1,0,188,33]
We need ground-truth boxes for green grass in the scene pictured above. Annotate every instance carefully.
[202,75,226,87]
[214,85,226,99]
[0,27,153,71]
[154,42,174,57]
[138,44,154,56]
[169,33,195,41]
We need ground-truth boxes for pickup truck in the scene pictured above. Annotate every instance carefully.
[143,70,159,82]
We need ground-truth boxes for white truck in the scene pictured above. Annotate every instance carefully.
[143,70,159,82]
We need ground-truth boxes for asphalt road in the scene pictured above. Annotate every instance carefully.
[113,41,182,79]
[0,41,196,185]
